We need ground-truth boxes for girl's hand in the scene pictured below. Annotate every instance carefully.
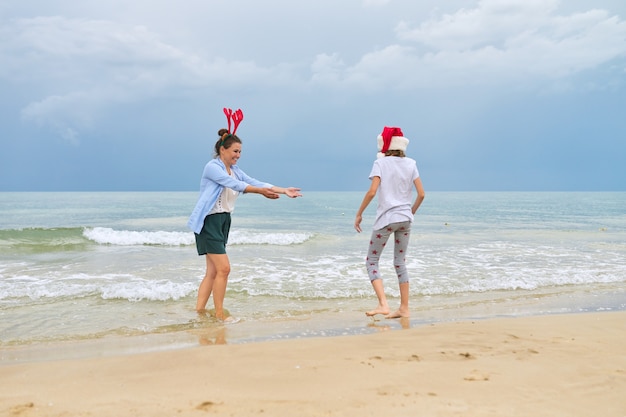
[354,215,363,233]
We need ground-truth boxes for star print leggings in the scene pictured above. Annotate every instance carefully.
[366,221,412,284]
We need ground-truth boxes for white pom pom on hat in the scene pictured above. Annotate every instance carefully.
[377,126,409,158]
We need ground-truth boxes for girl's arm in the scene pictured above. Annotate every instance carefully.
[354,176,380,233]
[412,177,425,214]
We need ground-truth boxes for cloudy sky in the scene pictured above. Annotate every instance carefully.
[1,0,625,191]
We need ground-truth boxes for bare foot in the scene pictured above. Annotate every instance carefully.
[220,316,240,325]
[385,309,410,319]
[366,305,390,317]
[213,308,231,321]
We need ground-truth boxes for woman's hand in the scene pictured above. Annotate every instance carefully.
[270,186,302,198]
[260,188,280,199]
[249,186,301,199]
[283,187,302,198]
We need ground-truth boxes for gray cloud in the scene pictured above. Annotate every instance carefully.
[1,0,625,191]
[392,0,626,83]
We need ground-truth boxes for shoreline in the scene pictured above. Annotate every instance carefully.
[2,282,624,365]
[2,308,624,365]
[1,310,625,417]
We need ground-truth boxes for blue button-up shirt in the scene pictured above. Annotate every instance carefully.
[188,158,272,234]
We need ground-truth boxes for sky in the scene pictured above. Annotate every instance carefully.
[1,0,625,192]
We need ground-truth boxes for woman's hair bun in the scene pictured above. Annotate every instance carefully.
[217,128,229,137]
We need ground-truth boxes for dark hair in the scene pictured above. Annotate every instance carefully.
[214,128,242,157]
[385,149,405,157]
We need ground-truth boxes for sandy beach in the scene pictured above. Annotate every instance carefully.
[1,311,625,417]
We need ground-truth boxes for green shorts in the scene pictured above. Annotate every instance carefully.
[194,212,232,255]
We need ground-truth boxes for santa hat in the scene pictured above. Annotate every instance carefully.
[377,126,409,158]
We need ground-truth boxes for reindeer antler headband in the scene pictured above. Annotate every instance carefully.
[223,108,244,136]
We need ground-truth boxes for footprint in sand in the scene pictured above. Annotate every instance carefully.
[464,370,490,381]
[9,402,34,416]
[196,401,221,411]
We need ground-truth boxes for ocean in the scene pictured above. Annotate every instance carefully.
[1,191,625,362]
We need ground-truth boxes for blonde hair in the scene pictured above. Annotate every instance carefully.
[385,149,405,157]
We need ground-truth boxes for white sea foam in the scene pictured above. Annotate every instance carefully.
[99,279,196,301]
[229,230,312,246]
[82,227,313,246]
[83,227,194,246]
[0,272,197,302]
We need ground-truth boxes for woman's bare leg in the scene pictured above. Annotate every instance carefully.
[206,253,231,320]
[196,254,217,312]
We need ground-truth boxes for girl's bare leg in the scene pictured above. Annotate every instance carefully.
[366,278,390,316]
[386,282,410,318]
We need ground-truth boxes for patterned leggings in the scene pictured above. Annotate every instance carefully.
[366,221,412,284]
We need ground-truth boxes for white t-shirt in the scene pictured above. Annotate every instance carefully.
[369,156,419,230]
[209,171,239,214]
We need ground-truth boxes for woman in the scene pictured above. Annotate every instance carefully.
[354,126,425,319]
[188,108,302,321]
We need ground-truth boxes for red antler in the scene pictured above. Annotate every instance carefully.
[231,109,244,135]
[222,108,244,134]
[223,108,233,133]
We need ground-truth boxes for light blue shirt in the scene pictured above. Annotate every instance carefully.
[188,158,272,234]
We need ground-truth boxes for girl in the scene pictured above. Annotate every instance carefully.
[354,126,425,319]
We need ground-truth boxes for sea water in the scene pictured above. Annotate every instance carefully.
[1,191,625,361]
